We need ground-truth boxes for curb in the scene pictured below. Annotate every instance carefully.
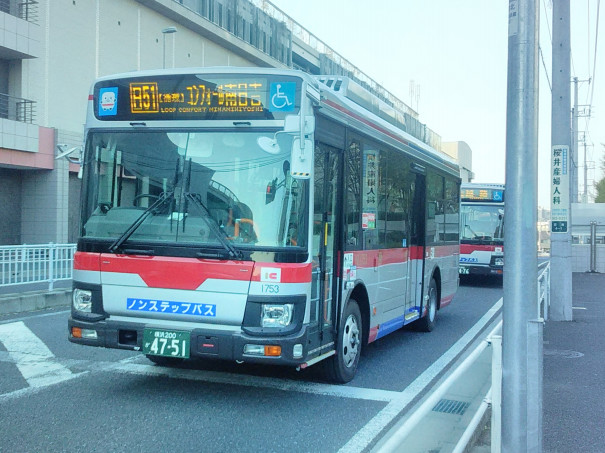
[0,289,71,315]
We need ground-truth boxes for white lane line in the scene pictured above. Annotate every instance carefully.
[0,355,140,404]
[113,362,400,402]
[0,321,74,387]
[338,297,503,453]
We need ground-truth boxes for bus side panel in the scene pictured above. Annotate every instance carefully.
[345,248,419,343]
[423,244,459,311]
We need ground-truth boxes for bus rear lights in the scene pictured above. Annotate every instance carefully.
[243,344,282,357]
[71,327,97,340]
[261,304,294,328]
[72,288,92,312]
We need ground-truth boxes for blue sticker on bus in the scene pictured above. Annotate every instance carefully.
[269,82,296,112]
[126,298,216,317]
[492,190,503,201]
[98,87,118,116]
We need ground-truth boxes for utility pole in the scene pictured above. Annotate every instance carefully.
[550,0,573,321]
[503,1,541,451]
[584,141,588,202]
[572,77,579,202]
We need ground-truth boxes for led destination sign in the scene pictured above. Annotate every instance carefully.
[461,188,504,202]
[94,74,301,121]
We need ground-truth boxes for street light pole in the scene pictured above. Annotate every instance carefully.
[162,27,177,69]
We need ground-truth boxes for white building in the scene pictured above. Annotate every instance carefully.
[0,0,460,246]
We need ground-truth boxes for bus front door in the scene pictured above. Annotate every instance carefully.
[312,143,341,353]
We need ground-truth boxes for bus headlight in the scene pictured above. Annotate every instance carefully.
[494,257,504,267]
[261,304,294,328]
[73,289,93,312]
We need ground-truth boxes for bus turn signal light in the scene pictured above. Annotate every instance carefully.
[264,345,281,357]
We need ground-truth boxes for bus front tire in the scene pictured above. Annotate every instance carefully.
[324,299,362,384]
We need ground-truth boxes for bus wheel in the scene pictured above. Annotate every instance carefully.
[325,299,362,383]
[146,355,185,367]
[417,278,438,332]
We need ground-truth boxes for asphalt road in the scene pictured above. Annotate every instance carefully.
[0,278,502,453]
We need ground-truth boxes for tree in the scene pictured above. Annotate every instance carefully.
[595,149,605,203]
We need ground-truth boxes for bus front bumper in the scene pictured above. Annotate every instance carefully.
[68,317,312,366]
[459,264,503,276]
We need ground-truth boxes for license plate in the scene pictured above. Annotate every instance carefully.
[459,267,470,275]
[143,328,190,359]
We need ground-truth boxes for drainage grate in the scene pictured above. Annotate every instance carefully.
[432,399,470,415]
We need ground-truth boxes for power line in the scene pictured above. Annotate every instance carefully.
[539,46,553,91]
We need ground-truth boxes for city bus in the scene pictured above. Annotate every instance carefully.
[459,183,505,280]
[68,67,461,383]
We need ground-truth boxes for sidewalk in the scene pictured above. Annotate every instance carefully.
[543,272,605,453]
[471,272,605,452]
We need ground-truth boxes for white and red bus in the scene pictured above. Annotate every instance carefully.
[68,67,461,382]
[459,183,505,279]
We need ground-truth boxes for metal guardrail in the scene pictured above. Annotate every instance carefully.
[0,243,76,291]
[0,93,36,124]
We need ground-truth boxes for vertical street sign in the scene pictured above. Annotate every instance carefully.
[551,145,569,233]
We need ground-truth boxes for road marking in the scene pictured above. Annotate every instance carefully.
[0,355,140,405]
[338,297,503,453]
[0,321,74,387]
[113,363,401,402]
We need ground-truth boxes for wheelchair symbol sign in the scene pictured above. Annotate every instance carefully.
[269,82,296,112]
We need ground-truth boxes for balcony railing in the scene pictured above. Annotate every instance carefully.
[0,0,38,23]
[0,93,36,124]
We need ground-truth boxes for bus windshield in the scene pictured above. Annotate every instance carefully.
[80,129,308,252]
[460,204,504,243]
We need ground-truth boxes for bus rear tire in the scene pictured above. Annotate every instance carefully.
[324,298,362,383]
[146,355,185,367]
[417,278,438,332]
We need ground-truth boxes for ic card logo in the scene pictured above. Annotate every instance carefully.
[260,267,281,282]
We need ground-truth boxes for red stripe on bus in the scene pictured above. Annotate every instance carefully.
[74,252,101,271]
[460,244,500,253]
[409,246,424,260]
[250,263,312,283]
[99,254,253,290]
[347,248,414,269]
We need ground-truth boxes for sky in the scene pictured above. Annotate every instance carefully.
[267,0,605,208]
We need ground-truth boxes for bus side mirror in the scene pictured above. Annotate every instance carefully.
[290,138,313,179]
[266,179,277,204]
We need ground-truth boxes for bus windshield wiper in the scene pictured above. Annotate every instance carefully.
[184,192,243,260]
[108,192,174,253]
